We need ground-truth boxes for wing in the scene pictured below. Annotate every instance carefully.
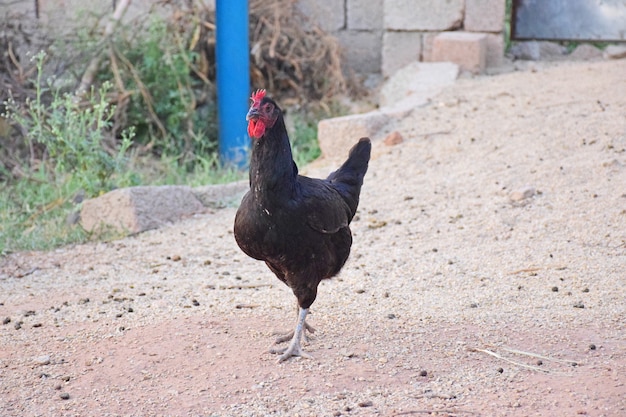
[297,176,352,234]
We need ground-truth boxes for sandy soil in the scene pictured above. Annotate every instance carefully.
[1,59,625,417]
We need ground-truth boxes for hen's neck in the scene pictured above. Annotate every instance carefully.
[249,116,298,197]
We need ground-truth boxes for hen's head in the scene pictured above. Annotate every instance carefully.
[246,89,280,140]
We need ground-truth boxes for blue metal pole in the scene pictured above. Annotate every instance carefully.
[216,0,250,168]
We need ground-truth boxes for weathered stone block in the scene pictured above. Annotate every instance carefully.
[384,0,463,31]
[297,0,345,32]
[192,181,249,208]
[431,31,487,74]
[465,0,505,32]
[318,112,389,160]
[382,31,422,77]
[347,0,383,30]
[336,30,383,74]
[81,186,205,234]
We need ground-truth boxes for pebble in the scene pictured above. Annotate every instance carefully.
[497,367,504,373]
[384,131,404,146]
[60,392,70,400]
[34,355,51,366]
[551,286,559,292]
[573,302,585,309]
[509,186,536,202]
[589,344,596,350]
[420,370,428,377]
[358,400,373,407]
[2,317,10,325]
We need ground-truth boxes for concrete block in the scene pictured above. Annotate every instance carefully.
[421,32,439,62]
[431,31,487,74]
[485,33,505,67]
[382,31,422,77]
[318,111,390,160]
[336,30,383,74]
[465,0,505,32]
[347,0,383,30]
[384,0,463,31]
[81,186,205,234]
[297,0,345,32]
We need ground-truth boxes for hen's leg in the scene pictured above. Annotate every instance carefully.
[273,304,315,344]
[274,321,316,344]
[269,307,313,362]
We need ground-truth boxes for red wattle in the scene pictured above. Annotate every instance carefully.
[248,120,266,139]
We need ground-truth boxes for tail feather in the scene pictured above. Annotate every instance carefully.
[327,138,371,218]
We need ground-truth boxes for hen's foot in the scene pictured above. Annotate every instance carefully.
[273,321,316,344]
[270,342,313,362]
[269,307,313,362]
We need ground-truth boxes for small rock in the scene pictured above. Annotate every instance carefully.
[603,45,626,60]
[384,131,404,146]
[551,286,559,292]
[497,367,504,373]
[192,299,200,306]
[2,317,10,325]
[569,44,602,61]
[60,392,70,400]
[573,301,585,309]
[78,298,90,305]
[14,321,22,330]
[355,288,366,294]
[589,344,596,350]
[419,370,428,377]
[509,186,536,202]
[387,313,396,319]
[34,355,51,366]
[469,303,478,308]
[65,211,80,226]
[358,400,373,408]
[339,349,355,358]
[169,255,182,262]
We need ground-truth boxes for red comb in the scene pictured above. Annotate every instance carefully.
[251,89,266,104]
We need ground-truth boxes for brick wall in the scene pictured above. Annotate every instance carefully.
[1,0,505,76]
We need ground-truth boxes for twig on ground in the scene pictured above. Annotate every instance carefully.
[467,347,550,373]
[496,346,579,365]
[393,409,480,416]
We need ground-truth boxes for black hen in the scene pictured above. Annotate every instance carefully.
[234,90,371,362]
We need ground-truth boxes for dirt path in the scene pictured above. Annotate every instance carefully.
[1,59,625,416]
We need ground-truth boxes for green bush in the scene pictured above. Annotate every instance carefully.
[1,52,137,253]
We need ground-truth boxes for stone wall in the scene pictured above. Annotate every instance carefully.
[319,0,506,76]
[1,0,505,76]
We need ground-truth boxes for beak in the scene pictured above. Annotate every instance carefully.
[246,107,260,121]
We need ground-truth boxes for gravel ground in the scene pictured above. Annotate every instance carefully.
[1,59,625,417]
